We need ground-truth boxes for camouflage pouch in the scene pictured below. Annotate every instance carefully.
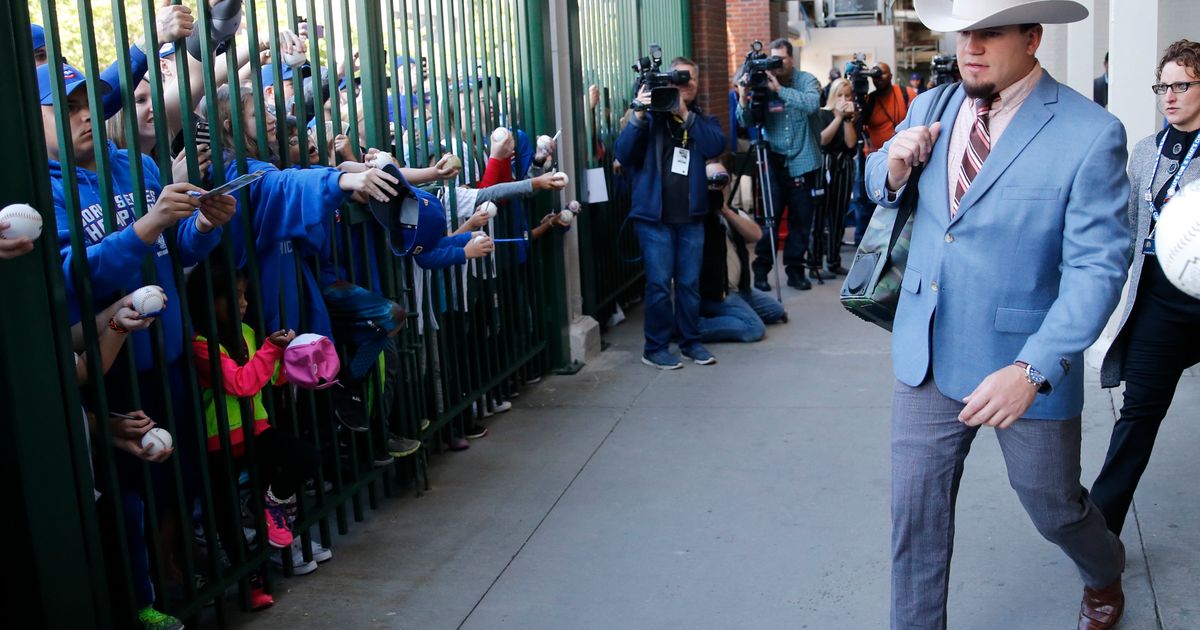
[840,82,959,331]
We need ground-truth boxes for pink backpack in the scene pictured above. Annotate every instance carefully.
[283,334,340,390]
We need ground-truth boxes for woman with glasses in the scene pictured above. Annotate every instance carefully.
[1093,39,1200,536]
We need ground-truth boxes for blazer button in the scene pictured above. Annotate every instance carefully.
[930,281,939,292]
[945,233,954,243]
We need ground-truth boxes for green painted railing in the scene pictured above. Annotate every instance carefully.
[4,0,568,627]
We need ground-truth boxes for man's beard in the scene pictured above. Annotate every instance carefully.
[963,78,997,99]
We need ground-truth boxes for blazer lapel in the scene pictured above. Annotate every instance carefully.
[950,72,1059,226]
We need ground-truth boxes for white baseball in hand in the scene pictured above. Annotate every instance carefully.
[141,427,173,455]
[1157,180,1200,299]
[0,204,42,240]
[473,234,489,245]
[131,285,168,317]
[536,135,553,150]
[490,127,511,145]
[372,151,396,169]
[558,209,574,224]
[551,172,569,186]
[281,50,308,68]
[480,201,498,219]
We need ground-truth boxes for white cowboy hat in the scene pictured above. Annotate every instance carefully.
[913,0,1088,32]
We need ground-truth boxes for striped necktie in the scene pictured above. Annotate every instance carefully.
[951,96,998,217]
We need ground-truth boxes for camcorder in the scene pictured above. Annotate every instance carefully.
[931,54,960,86]
[630,43,691,113]
[844,53,882,102]
[738,40,784,115]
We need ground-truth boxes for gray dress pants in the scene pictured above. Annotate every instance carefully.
[890,378,1124,630]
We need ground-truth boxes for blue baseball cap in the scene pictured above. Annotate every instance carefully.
[37,62,109,105]
[261,63,311,87]
[159,43,177,59]
[31,24,45,51]
[368,164,449,257]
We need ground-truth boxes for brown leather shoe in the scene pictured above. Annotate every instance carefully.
[1078,578,1124,630]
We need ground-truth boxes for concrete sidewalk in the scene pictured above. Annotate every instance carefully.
[234,279,1197,629]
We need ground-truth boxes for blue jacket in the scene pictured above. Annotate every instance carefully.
[98,44,150,120]
[224,157,349,338]
[50,142,223,369]
[413,231,472,269]
[866,72,1129,420]
[614,109,726,222]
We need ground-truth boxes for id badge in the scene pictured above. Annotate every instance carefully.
[671,147,691,176]
[1143,237,1156,256]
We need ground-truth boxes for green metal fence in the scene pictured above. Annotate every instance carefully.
[4,0,568,627]
[570,0,691,321]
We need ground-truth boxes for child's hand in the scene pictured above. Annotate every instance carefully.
[196,193,236,232]
[172,145,212,185]
[340,168,399,202]
[110,410,153,440]
[148,183,203,232]
[268,329,296,348]
[114,295,157,332]
[532,172,567,192]
[465,208,490,230]
[0,223,35,259]
[464,232,494,259]
[434,154,461,179]
[490,132,515,160]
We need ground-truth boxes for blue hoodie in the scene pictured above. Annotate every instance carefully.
[224,157,349,338]
[50,142,223,369]
[613,109,727,222]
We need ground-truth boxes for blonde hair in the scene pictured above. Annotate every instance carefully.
[214,83,268,160]
[823,78,853,111]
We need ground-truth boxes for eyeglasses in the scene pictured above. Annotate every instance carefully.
[1151,80,1200,95]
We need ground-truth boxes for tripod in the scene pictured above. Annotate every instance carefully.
[728,123,788,323]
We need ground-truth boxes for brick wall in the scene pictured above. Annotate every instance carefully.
[690,0,730,141]
[725,0,774,86]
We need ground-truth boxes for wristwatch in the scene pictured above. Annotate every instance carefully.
[1014,361,1048,393]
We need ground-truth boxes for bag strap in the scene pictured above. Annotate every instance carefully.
[887,82,960,251]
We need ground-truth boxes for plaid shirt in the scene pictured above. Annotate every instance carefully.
[736,69,823,177]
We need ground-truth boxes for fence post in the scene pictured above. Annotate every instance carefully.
[0,2,106,628]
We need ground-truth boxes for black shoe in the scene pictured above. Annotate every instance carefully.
[464,423,489,439]
[826,264,849,276]
[753,276,771,292]
[787,276,812,290]
[809,268,833,280]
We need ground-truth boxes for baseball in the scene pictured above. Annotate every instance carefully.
[480,201,498,219]
[141,427,173,455]
[536,135,553,150]
[443,154,462,171]
[551,172,569,186]
[490,127,511,145]
[473,234,489,246]
[281,50,307,68]
[558,209,574,224]
[1156,181,1200,299]
[0,203,42,240]
[372,151,396,169]
[131,285,168,317]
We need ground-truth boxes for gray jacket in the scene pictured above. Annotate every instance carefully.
[1100,131,1200,387]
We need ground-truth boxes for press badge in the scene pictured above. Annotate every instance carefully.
[671,147,691,175]
[1143,238,1156,256]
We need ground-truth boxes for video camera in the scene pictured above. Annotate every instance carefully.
[844,53,882,101]
[737,40,784,115]
[630,43,691,113]
[931,54,960,86]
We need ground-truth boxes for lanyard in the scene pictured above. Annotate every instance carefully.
[1145,132,1200,203]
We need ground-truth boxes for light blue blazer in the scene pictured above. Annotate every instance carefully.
[865,72,1130,420]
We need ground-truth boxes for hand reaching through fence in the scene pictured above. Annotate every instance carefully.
[0,222,35,259]
[339,167,399,203]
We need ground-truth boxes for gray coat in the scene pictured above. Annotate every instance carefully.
[1100,132,1200,387]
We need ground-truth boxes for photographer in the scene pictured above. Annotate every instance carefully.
[735,38,823,292]
[849,62,917,244]
[615,56,726,370]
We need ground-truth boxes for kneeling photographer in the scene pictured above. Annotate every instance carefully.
[615,52,726,370]
[735,38,823,292]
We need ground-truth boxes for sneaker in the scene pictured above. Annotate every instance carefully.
[137,607,184,630]
[641,350,683,370]
[753,274,771,292]
[445,436,470,451]
[681,344,717,366]
[296,536,334,563]
[464,423,489,439]
[387,434,421,457]
[372,451,395,467]
[492,400,512,413]
[420,418,431,432]
[263,494,295,549]
[525,375,542,385]
[249,587,274,610]
[270,540,319,575]
[304,479,334,497]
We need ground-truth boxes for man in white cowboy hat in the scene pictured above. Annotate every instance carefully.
[866,1,1130,628]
